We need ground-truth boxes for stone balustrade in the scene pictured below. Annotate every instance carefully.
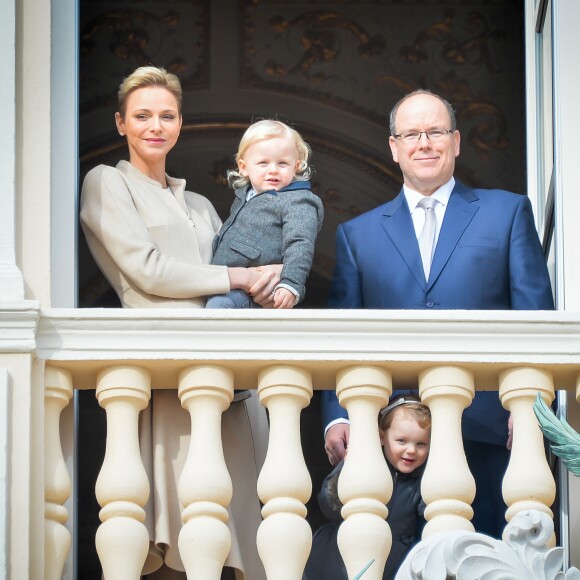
[34,308,580,579]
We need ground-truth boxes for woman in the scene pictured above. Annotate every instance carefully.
[80,66,277,579]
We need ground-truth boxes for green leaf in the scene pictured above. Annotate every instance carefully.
[534,393,580,477]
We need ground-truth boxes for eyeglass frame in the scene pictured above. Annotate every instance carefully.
[393,128,455,142]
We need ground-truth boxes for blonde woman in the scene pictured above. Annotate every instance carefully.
[80,65,277,579]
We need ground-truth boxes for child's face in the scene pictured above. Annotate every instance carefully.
[380,411,430,474]
[238,136,301,193]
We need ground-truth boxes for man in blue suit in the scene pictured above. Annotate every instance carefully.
[323,89,554,538]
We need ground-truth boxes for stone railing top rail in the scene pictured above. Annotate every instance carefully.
[0,307,570,390]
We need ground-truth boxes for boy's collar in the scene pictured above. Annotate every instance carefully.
[243,180,311,196]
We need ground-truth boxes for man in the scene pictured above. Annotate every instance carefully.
[323,89,554,537]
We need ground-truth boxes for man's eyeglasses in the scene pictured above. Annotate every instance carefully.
[393,129,454,143]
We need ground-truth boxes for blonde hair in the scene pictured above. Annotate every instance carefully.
[379,395,431,431]
[228,120,312,189]
[117,66,182,119]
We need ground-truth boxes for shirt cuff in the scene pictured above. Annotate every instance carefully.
[324,417,350,437]
[275,283,300,304]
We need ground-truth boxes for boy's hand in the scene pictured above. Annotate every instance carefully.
[273,287,296,309]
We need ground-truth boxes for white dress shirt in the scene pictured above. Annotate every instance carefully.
[403,177,455,246]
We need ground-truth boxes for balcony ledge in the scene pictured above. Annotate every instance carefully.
[26,307,580,390]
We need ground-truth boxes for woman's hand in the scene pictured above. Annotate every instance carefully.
[227,265,282,307]
[249,264,283,307]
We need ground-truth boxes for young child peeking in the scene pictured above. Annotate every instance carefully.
[304,395,431,580]
[206,120,324,309]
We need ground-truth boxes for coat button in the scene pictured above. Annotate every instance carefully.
[426,301,434,308]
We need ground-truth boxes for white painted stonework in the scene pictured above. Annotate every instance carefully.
[396,511,580,580]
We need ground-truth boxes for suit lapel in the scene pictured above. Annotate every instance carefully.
[381,191,426,289]
[428,183,479,290]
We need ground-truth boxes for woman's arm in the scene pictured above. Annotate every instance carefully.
[80,166,231,299]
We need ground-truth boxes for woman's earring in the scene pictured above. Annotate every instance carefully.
[119,132,125,136]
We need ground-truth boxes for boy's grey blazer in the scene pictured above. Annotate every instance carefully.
[212,180,324,301]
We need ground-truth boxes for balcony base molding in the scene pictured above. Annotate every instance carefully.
[0,301,40,353]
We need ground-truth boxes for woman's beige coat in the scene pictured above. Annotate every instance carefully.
[80,160,231,308]
[81,160,268,579]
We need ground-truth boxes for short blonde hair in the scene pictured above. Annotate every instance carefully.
[117,66,182,119]
[228,120,312,189]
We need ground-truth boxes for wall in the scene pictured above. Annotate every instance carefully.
[16,0,53,305]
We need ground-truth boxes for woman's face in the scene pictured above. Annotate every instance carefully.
[115,86,182,172]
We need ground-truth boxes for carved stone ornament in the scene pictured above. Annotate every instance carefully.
[395,510,580,580]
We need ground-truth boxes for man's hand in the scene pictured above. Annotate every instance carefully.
[325,423,350,465]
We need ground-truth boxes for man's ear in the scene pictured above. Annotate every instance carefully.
[453,129,461,158]
[389,136,399,164]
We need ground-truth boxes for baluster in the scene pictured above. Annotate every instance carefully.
[177,364,234,580]
[256,365,313,580]
[44,366,73,580]
[335,366,392,580]
[419,366,475,535]
[95,365,151,580]
[499,367,556,531]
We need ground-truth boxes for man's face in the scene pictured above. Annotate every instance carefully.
[388,94,460,196]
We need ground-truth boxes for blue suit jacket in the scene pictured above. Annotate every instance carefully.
[323,181,554,445]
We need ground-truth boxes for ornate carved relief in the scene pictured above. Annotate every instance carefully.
[241,1,389,121]
[241,0,524,191]
[396,511,580,580]
[80,0,209,113]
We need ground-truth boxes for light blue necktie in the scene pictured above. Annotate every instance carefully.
[418,196,438,280]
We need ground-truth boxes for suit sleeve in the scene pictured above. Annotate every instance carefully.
[321,390,348,426]
[508,195,554,310]
[327,224,364,309]
[80,166,230,299]
[279,191,324,301]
